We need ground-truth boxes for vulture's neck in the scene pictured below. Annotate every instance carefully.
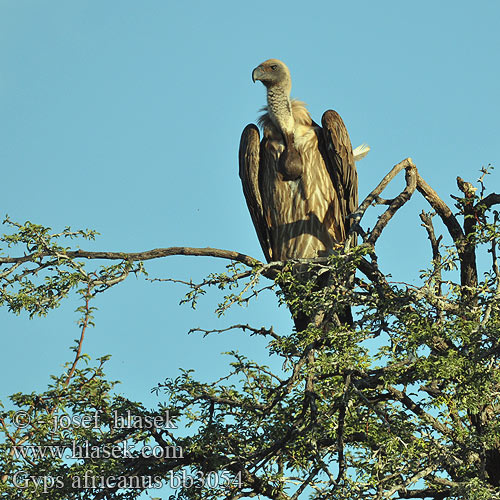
[266,85,295,137]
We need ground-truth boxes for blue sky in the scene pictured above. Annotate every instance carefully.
[0,0,499,495]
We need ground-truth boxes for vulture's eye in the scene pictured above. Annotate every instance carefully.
[271,65,277,70]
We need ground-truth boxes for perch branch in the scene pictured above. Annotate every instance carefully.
[0,246,262,268]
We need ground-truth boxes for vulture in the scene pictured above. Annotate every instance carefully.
[239,59,369,329]
[239,58,369,264]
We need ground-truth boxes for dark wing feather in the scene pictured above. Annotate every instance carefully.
[320,110,358,234]
[239,124,272,262]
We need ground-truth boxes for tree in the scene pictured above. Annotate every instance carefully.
[0,158,499,500]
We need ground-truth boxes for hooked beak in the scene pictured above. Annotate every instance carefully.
[252,65,264,83]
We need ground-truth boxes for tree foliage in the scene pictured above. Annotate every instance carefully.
[0,160,499,499]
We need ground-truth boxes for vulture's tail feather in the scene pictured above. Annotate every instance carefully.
[353,143,370,161]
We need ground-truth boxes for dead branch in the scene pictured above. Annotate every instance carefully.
[419,211,443,296]
[416,172,478,292]
[366,163,417,246]
[415,174,464,243]
[419,211,442,266]
[350,157,416,235]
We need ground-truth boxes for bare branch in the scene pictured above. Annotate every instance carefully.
[416,172,478,291]
[0,246,262,269]
[477,166,491,199]
[349,157,416,237]
[415,173,464,244]
[188,324,282,341]
[373,196,396,205]
[419,211,443,295]
[367,163,417,246]
[477,193,500,211]
[419,211,443,266]
[352,158,414,221]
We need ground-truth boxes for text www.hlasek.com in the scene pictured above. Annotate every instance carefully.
[13,439,183,460]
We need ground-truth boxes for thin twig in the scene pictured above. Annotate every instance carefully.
[64,279,93,386]
[419,211,443,296]
[188,324,282,341]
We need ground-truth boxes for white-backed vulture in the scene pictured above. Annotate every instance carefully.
[239,59,369,264]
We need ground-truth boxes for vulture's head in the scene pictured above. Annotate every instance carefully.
[252,59,291,93]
